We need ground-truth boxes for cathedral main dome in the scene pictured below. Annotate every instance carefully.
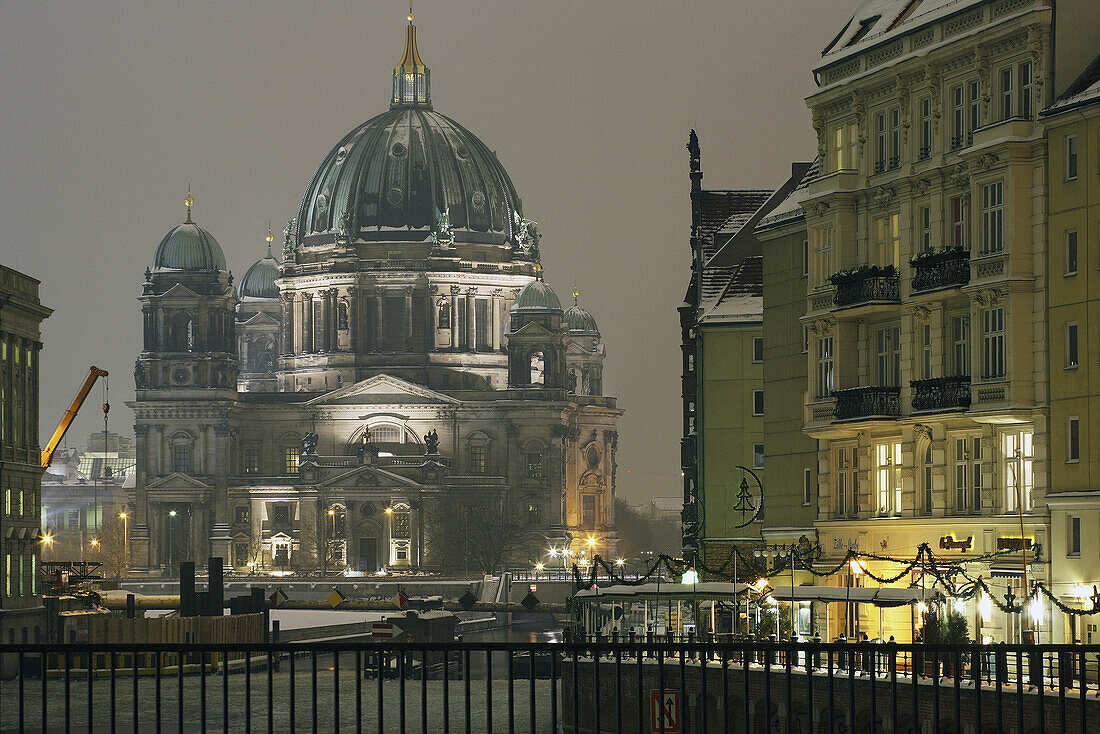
[296,108,523,245]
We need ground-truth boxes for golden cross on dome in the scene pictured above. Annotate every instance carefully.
[184,183,194,223]
[408,1,414,23]
[572,286,580,306]
[266,221,275,256]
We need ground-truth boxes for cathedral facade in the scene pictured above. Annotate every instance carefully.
[127,17,620,574]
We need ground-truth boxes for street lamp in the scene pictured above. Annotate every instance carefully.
[167,510,177,574]
[119,512,129,571]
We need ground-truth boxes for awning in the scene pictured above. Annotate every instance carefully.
[573,582,752,604]
[767,586,944,608]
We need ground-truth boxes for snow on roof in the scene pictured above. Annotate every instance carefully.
[820,0,984,66]
[1044,54,1100,115]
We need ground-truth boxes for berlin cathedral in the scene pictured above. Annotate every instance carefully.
[127,15,620,574]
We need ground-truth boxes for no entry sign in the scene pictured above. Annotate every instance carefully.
[649,689,680,733]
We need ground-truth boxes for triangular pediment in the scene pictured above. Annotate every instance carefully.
[240,311,281,327]
[146,472,211,490]
[159,283,203,302]
[510,321,554,338]
[305,374,460,406]
[319,463,424,489]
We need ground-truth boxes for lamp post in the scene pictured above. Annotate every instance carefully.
[167,510,177,575]
[119,512,128,572]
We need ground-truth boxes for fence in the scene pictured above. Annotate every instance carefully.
[1,640,1098,733]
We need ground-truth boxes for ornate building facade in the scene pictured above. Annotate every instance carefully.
[127,16,620,574]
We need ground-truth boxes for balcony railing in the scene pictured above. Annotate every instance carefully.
[830,265,900,309]
[833,386,901,421]
[911,375,971,413]
[911,248,971,293]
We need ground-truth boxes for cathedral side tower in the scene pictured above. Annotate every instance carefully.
[129,192,238,569]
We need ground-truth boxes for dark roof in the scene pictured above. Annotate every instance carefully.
[1044,54,1100,116]
[297,108,523,247]
[153,221,227,272]
[695,190,772,303]
[720,256,763,300]
[239,249,281,299]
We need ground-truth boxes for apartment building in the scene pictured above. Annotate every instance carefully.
[794,0,1097,643]
[0,264,51,653]
[1043,55,1100,643]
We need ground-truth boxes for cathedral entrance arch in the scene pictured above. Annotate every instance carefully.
[358,537,379,572]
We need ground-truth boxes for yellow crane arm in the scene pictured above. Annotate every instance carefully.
[40,366,108,469]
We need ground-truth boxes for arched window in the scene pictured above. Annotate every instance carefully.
[437,298,450,329]
[169,432,195,474]
[467,431,491,475]
[169,312,193,352]
[529,351,545,386]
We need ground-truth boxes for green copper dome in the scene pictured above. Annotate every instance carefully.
[511,280,562,312]
[153,220,227,272]
[564,305,599,335]
[238,246,280,299]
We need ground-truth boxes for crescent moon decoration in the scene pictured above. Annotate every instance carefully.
[732,465,764,529]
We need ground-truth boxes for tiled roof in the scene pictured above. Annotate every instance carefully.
[1044,54,1100,115]
[700,256,763,323]
[696,190,773,304]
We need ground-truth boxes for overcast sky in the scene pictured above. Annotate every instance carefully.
[0,0,850,502]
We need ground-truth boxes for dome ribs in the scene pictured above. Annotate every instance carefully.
[297,109,521,244]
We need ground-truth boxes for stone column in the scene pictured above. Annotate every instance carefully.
[281,294,293,355]
[347,286,359,353]
[327,289,338,352]
[302,293,313,353]
[466,288,477,351]
[374,292,384,351]
[210,424,233,563]
[404,287,414,351]
[319,291,332,353]
[490,289,503,351]
[449,286,460,350]
[131,424,151,570]
[158,425,167,476]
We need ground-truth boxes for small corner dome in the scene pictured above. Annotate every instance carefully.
[238,252,281,299]
[564,305,599,335]
[153,222,227,272]
[511,280,562,313]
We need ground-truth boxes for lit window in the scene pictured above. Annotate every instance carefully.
[283,446,300,475]
[526,503,541,526]
[874,441,902,516]
[1003,429,1034,512]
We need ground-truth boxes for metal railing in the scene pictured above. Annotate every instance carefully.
[832,267,901,308]
[1,640,1098,733]
[832,385,901,420]
[911,248,971,292]
[911,375,971,413]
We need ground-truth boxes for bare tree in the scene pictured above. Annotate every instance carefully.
[92,513,128,579]
[423,495,536,575]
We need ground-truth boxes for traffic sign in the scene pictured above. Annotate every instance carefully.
[370,621,403,639]
[325,588,346,608]
[649,689,680,733]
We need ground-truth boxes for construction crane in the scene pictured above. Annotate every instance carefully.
[40,366,108,469]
